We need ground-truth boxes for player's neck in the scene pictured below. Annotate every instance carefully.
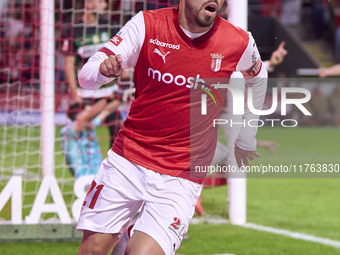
[178,5,212,33]
[180,25,209,39]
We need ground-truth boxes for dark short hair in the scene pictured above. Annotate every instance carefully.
[67,99,92,121]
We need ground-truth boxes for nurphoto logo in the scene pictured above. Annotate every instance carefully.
[200,82,312,128]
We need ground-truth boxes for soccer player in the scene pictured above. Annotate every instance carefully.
[77,1,268,254]
[61,0,124,147]
[60,96,121,179]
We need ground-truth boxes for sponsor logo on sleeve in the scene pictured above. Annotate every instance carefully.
[110,35,123,46]
[243,57,262,78]
[252,51,257,64]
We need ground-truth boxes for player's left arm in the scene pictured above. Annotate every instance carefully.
[96,99,121,123]
[75,98,108,131]
[235,33,268,168]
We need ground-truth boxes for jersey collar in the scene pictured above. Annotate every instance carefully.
[172,6,221,47]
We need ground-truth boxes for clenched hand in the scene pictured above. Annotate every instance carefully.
[99,54,124,78]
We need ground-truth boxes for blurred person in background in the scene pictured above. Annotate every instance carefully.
[60,94,121,179]
[61,0,111,104]
[318,64,340,126]
[61,0,127,147]
[311,0,326,39]
[0,1,39,88]
[332,0,340,62]
[318,63,340,77]
[328,85,340,126]
[263,41,288,72]
[280,0,302,26]
[309,86,329,125]
[260,0,282,17]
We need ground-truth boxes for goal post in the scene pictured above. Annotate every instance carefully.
[40,0,55,177]
[227,0,248,225]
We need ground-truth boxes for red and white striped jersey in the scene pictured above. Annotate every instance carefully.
[78,7,267,183]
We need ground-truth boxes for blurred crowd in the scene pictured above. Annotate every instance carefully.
[249,0,340,62]
[264,79,340,126]
[305,84,340,126]
[0,0,179,92]
[0,0,40,91]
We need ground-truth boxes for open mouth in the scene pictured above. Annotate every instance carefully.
[204,3,218,13]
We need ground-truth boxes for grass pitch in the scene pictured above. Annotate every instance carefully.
[0,127,339,254]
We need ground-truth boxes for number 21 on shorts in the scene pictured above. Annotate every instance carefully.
[83,181,104,209]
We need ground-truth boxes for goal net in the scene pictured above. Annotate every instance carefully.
[1,0,241,241]
[0,0,180,235]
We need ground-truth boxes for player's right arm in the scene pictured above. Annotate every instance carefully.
[99,55,124,78]
[78,12,145,90]
[318,64,340,78]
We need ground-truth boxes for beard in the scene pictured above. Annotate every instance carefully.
[185,0,218,27]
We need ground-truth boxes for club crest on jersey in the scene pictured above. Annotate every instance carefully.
[110,35,123,46]
[210,53,224,72]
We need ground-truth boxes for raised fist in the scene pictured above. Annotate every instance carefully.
[99,54,124,78]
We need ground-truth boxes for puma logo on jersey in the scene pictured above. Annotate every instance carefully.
[154,48,170,63]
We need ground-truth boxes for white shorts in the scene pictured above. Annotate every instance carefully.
[77,150,202,255]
